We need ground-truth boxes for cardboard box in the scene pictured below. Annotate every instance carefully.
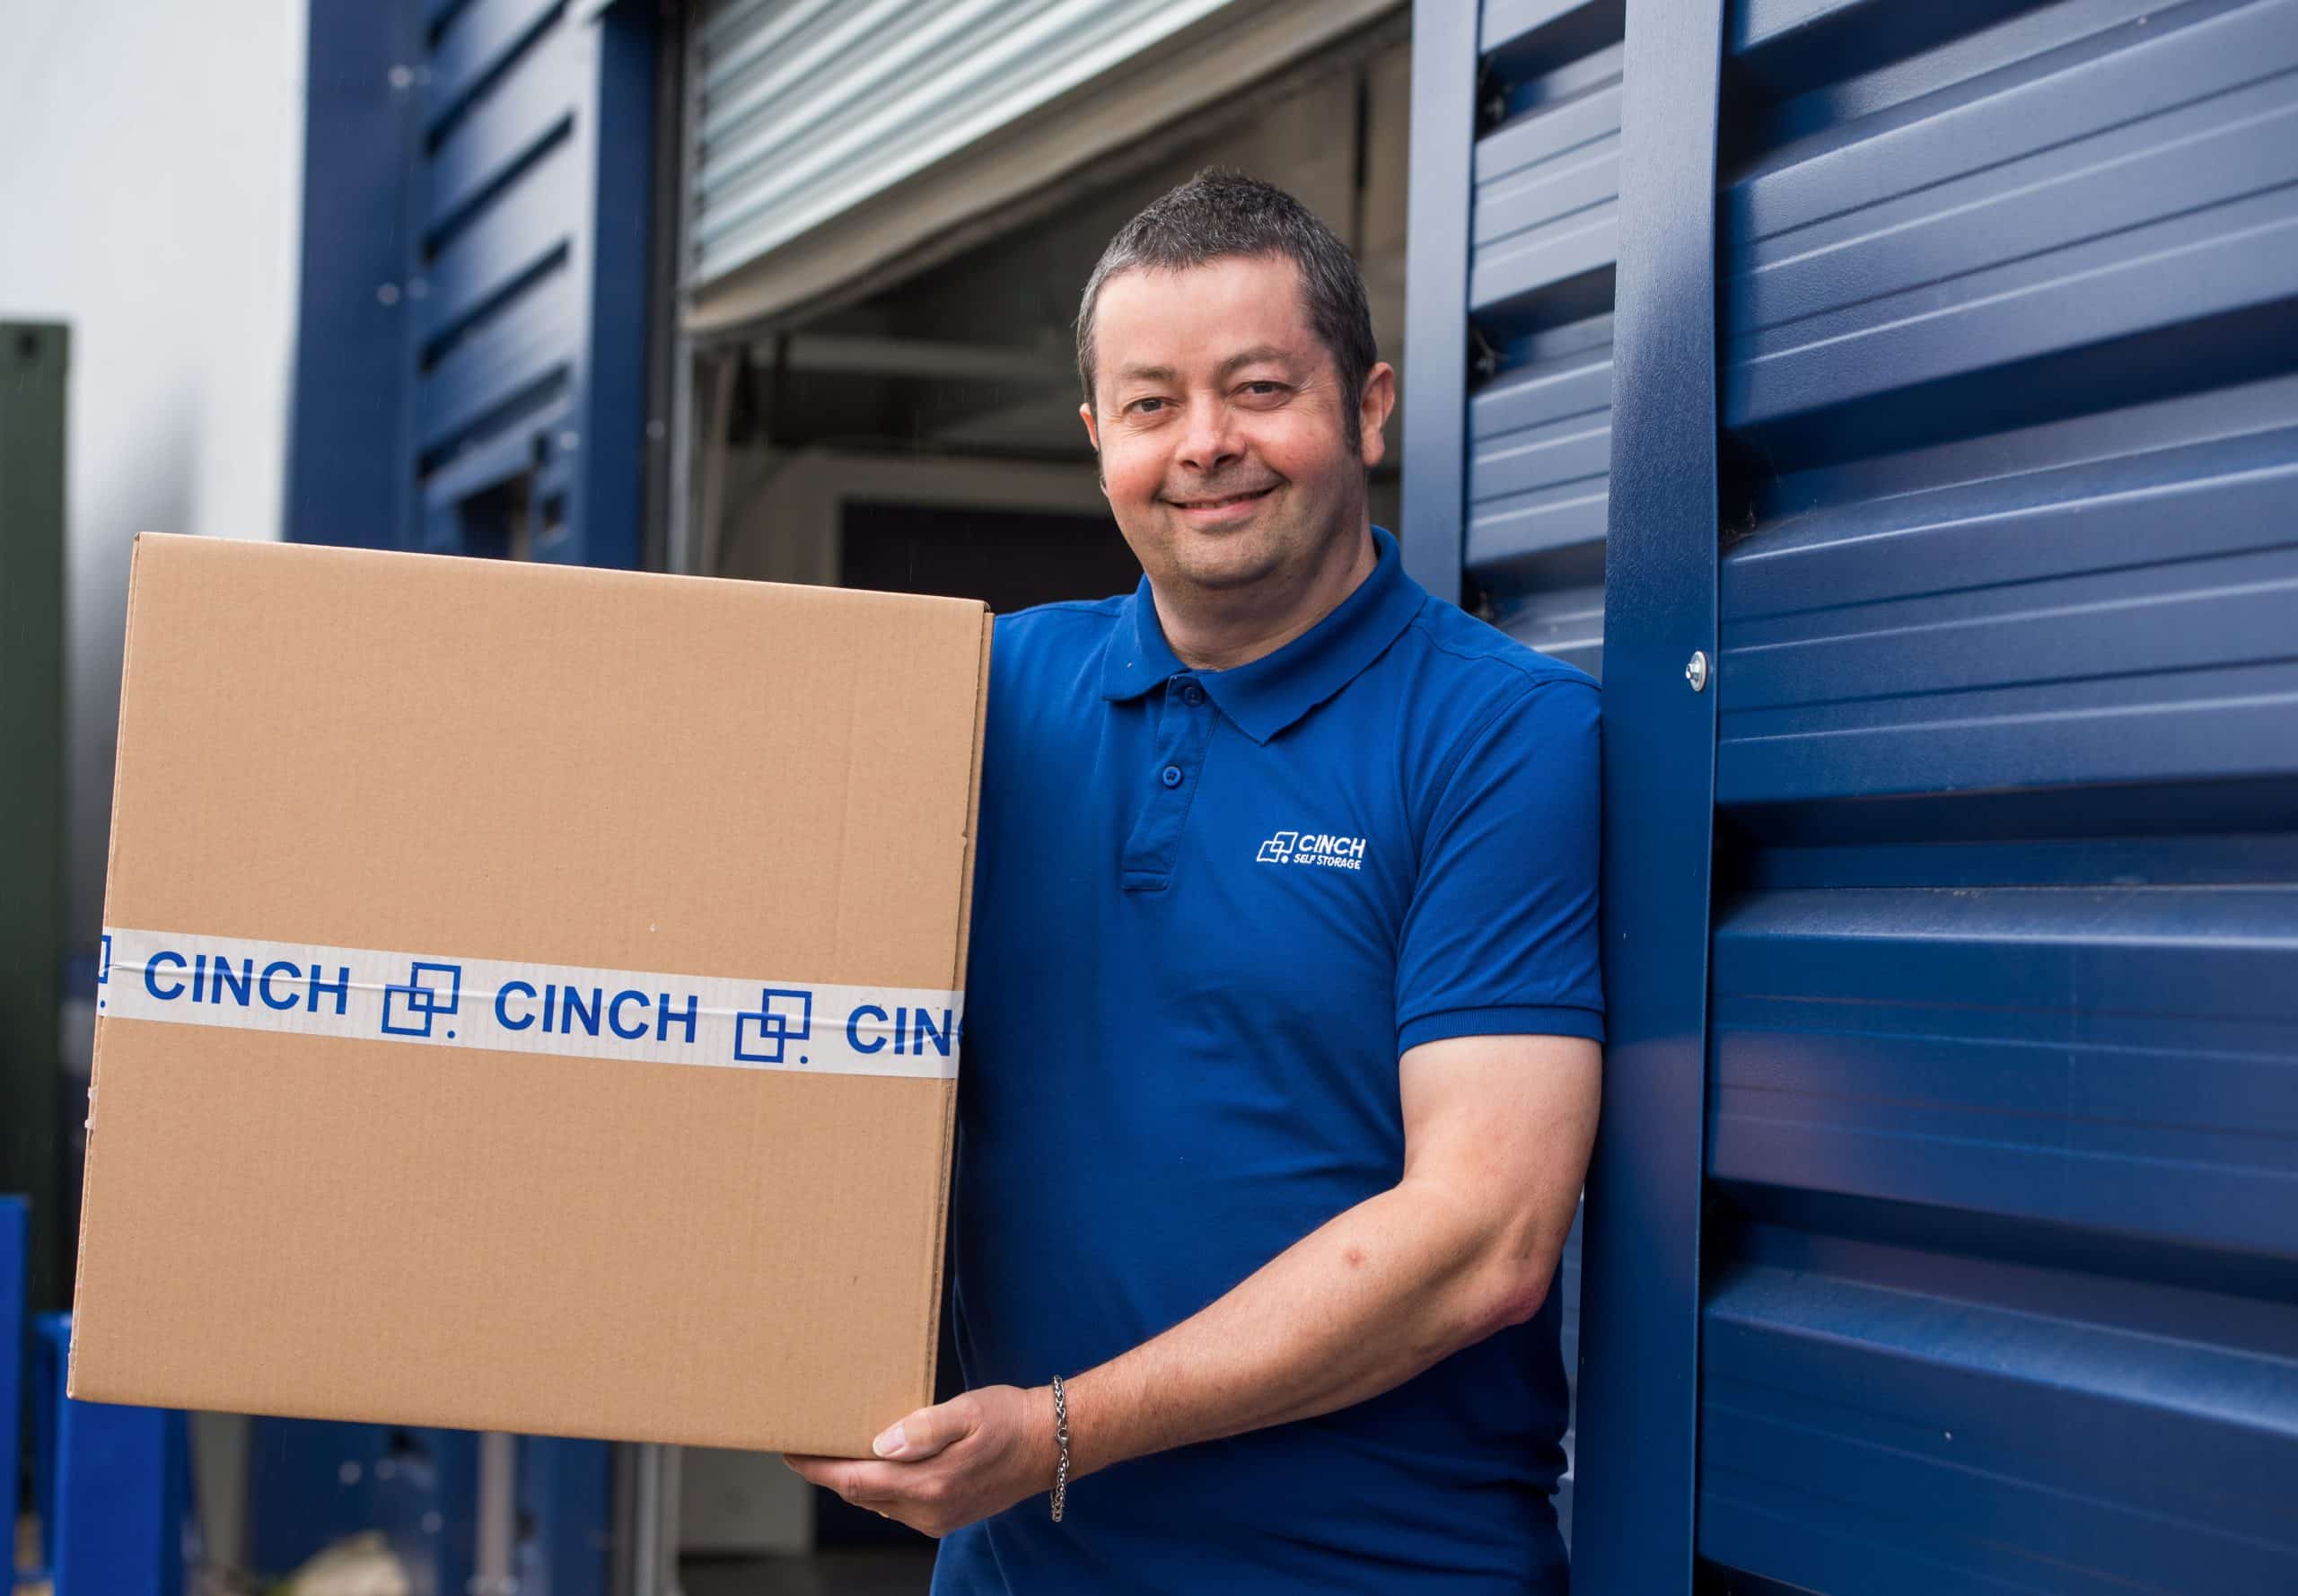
[72,533,990,1457]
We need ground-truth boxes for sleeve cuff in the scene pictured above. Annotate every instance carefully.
[1399,1004,1606,1052]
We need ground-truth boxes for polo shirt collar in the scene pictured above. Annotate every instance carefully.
[1099,525,1425,744]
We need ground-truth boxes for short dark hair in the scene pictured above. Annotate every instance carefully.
[1076,170,1379,454]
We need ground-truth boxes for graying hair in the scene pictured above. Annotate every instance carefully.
[1076,170,1379,456]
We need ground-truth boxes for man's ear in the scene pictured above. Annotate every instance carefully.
[1080,402,1109,494]
[1358,362,1398,468]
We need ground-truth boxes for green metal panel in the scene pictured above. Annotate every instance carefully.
[0,320,67,1314]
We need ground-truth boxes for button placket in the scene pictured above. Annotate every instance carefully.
[1119,675,1217,890]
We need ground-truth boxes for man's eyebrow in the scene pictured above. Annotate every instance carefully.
[1114,347,1300,387]
[1219,345,1296,377]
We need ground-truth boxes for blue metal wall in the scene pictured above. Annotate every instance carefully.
[286,0,656,565]
[1404,0,1622,677]
[1701,3,2298,1590]
[1403,1,2298,1592]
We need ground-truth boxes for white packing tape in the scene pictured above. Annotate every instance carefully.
[96,926,963,1080]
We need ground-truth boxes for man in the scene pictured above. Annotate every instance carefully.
[790,171,1601,1593]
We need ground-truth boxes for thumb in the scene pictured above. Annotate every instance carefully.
[873,1398,973,1462]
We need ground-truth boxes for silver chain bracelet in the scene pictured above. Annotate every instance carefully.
[1050,1374,1071,1522]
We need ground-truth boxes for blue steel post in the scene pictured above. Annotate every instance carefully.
[566,0,656,572]
[1571,0,1724,1591]
[519,1434,613,1596]
[2,1196,22,1590]
[1398,0,1480,603]
[31,1314,71,1583]
[283,2,421,548]
[52,1377,190,1596]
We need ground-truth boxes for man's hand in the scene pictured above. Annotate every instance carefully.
[784,1383,1058,1539]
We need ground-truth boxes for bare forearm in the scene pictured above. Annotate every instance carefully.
[1062,1177,1546,1478]
[790,1039,1598,1539]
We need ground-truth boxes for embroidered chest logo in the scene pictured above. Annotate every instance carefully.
[1256,830,1368,872]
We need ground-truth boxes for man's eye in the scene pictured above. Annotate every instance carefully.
[1243,381,1285,397]
[1129,398,1166,415]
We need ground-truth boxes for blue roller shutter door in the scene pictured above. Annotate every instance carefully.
[1402,2,2298,1591]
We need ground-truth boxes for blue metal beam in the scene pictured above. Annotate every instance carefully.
[562,0,656,571]
[1571,0,1724,1592]
[284,3,422,548]
[1399,0,1481,603]
[52,1374,189,1596]
[1,1197,22,1585]
[30,1313,70,1584]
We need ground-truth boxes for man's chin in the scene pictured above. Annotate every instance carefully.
[1165,539,1285,592]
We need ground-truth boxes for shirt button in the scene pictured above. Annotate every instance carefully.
[1183,685,1205,707]
[1160,765,1183,789]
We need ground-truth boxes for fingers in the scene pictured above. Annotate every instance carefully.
[783,1388,1031,1540]
[874,1395,975,1461]
[784,1455,923,1504]
[781,1454,852,1493]
[782,1452,959,1538]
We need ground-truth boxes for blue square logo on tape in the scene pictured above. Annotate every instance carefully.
[382,960,463,1038]
[736,987,813,1064]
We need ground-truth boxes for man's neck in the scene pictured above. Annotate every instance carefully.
[1153,525,1379,673]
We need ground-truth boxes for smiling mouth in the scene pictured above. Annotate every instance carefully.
[1168,485,1278,511]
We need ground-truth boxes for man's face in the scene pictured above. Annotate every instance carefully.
[1082,254,1393,599]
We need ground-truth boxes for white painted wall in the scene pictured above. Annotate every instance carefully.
[0,0,307,956]
[1,10,303,1562]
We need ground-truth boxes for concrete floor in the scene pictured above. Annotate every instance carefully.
[681,1548,938,1596]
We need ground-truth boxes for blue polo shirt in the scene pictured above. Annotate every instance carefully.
[934,527,1601,1595]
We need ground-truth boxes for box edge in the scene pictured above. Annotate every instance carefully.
[68,529,153,1398]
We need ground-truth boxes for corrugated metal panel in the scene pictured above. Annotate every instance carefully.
[1469,54,1620,311]
[1405,0,1624,671]
[1465,7,1621,669]
[1403,7,1636,1547]
[1467,316,1610,676]
[689,0,1239,289]
[1724,0,2298,438]
[1715,381,2298,807]
[414,5,586,497]
[286,0,653,564]
[1414,0,2298,1587]
[409,0,651,565]
[424,22,579,240]
[1698,0,2298,1590]
[1701,1236,2296,1595]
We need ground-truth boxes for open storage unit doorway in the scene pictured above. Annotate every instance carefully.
[674,7,1412,621]
[667,5,1414,1580]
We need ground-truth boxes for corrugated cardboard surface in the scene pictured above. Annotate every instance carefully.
[73,534,990,1456]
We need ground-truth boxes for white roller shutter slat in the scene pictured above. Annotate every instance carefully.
[690,0,1236,289]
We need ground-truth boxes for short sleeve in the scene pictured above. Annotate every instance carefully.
[1395,675,1602,1052]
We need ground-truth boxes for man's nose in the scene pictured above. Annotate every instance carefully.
[1177,401,1242,475]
